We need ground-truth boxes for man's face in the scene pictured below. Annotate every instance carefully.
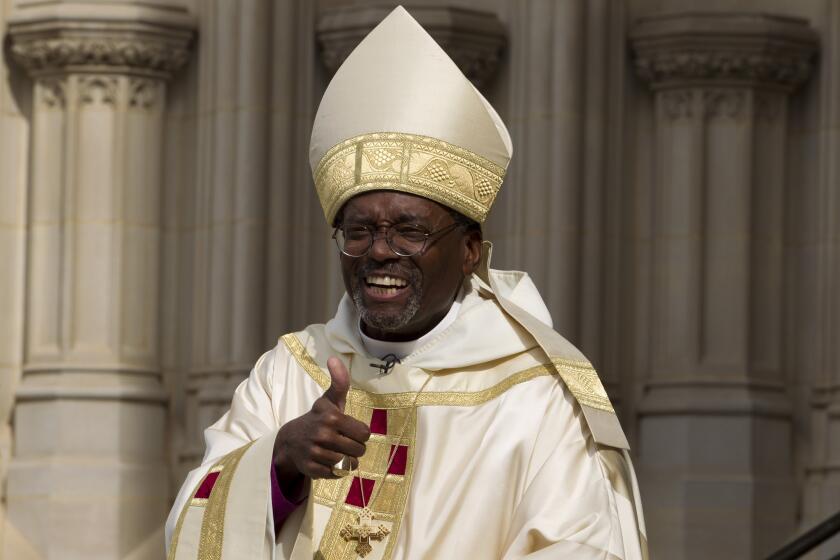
[337,191,481,341]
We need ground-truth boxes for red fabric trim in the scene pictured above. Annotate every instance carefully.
[345,477,375,507]
[194,471,220,499]
[370,408,387,435]
[387,445,408,476]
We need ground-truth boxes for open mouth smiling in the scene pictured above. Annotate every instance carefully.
[365,274,409,297]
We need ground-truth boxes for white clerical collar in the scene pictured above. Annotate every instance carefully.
[359,296,462,361]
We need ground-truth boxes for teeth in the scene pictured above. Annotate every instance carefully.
[370,286,399,296]
[367,275,407,288]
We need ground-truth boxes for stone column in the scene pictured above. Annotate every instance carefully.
[631,13,817,560]
[5,2,193,557]
[0,0,31,554]
[173,0,273,471]
[266,0,328,341]
[806,2,840,556]
[499,0,585,337]
[499,0,630,417]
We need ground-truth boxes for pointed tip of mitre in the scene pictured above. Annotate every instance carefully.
[309,5,511,174]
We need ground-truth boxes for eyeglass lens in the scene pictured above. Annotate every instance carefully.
[335,225,429,257]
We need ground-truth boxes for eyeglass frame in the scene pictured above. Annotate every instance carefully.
[331,220,463,258]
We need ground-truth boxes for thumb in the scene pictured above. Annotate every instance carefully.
[323,357,350,411]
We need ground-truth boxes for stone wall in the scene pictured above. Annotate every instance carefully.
[0,0,30,555]
[1,0,838,558]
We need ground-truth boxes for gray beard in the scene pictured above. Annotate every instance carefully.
[352,275,423,332]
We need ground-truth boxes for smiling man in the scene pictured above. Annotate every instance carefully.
[337,192,476,342]
[165,7,647,560]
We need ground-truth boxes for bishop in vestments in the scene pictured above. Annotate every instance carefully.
[165,6,648,559]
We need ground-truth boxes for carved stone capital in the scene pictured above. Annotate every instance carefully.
[316,5,507,89]
[659,89,696,121]
[631,12,818,92]
[6,3,195,80]
[702,89,746,120]
[78,74,119,106]
[37,77,67,109]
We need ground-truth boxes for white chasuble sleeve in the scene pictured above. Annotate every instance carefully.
[501,384,647,560]
[165,342,321,556]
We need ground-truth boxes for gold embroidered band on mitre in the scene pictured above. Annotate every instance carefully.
[315,132,507,225]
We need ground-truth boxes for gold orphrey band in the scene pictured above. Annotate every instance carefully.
[314,132,507,225]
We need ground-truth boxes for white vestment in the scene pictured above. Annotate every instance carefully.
[165,270,648,560]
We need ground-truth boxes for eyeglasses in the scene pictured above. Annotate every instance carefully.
[332,221,461,258]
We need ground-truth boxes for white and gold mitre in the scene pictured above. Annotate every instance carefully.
[309,6,512,225]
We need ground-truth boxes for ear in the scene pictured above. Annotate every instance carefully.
[461,229,483,276]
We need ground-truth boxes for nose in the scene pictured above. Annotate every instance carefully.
[369,230,397,261]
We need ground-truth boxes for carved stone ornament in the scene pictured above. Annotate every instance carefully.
[37,77,67,109]
[659,90,696,121]
[128,78,162,110]
[630,12,818,92]
[78,75,119,106]
[6,7,195,80]
[316,5,507,89]
[702,89,746,119]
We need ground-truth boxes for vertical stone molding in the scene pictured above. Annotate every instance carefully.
[0,4,31,556]
[503,0,586,341]
[496,0,630,416]
[631,13,817,560]
[5,2,194,557]
[804,3,840,555]
[173,0,272,473]
[265,0,339,356]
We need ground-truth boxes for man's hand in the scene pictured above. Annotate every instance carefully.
[273,357,371,486]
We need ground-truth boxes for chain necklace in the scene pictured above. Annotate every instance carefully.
[338,371,434,558]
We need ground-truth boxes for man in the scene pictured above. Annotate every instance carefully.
[166,6,647,560]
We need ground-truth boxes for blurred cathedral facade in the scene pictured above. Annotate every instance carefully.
[0,0,838,558]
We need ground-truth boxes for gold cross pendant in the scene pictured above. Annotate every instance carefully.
[339,507,390,558]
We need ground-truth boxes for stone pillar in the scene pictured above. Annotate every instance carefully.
[499,0,585,337]
[5,2,193,557]
[631,13,817,560]
[806,2,840,556]
[174,0,273,470]
[0,0,32,555]
[266,0,328,342]
[499,0,630,416]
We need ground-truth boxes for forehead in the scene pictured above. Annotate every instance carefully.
[341,191,448,222]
